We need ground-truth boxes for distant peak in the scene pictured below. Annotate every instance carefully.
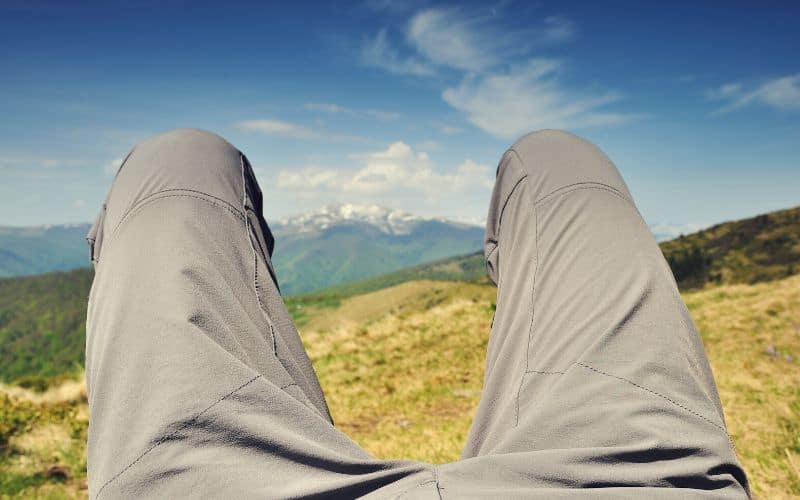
[274,204,474,235]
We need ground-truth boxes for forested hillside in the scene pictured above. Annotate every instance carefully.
[661,205,800,289]
[1,206,799,384]
[0,269,92,384]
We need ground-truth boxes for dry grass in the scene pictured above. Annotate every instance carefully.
[684,274,800,498]
[2,275,798,497]
[302,281,495,462]
[303,275,800,498]
[0,379,86,406]
[0,390,88,498]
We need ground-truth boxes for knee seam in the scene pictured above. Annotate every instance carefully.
[94,374,263,499]
[533,182,632,207]
[104,190,246,253]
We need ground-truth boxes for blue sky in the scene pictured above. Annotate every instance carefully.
[1,0,798,235]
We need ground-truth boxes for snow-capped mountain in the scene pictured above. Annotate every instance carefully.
[0,208,485,295]
[271,203,479,237]
[268,204,485,294]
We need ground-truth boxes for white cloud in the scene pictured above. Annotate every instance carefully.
[443,59,634,139]
[304,102,349,114]
[277,167,340,190]
[237,119,364,142]
[360,29,435,76]
[104,157,124,176]
[359,7,629,136]
[39,159,61,168]
[405,8,575,72]
[0,156,84,169]
[406,7,501,72]
[275,141,493,201]
[416,140,442,151]
[364,109,402,120]
[709,74,800,113]
[0,156,79,180]
[435,123,463,135]
[540,15,576,43]
[304,102,401,120]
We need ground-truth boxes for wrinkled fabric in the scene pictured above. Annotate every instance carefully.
[86,128,749,498]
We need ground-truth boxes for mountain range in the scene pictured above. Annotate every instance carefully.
[2,204,798,384]
[1,206,799,498]
[0,204,485,295]
[0,224,91,278]
[270,204,484,294]
[0,203,692,291]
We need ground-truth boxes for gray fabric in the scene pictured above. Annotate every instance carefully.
[86,128,749,498]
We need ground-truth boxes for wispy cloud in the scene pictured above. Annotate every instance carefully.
[443,59,633,139]
[407,9,576,72]
[304,102,349,114]
[104,157,124,176]
[435,123,463,135]
[540,15,576,44]
[406,7,512,72]
[0,156,84,169]
[359,6,632,137]
[304,102,402,120]
[275,141,493,202]
[365,7,576,76]
[360,29,435,76]
[237,119,365,141]
[708,73,800,114]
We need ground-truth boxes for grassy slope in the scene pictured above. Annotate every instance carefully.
[298,275,800,499]
[4,275,797,498]
[0,269,91,384]
[2,205,799,383]
[291,204,800,303]
[272,221,483,295]
[0,205,799,496]
[661,205,800,289]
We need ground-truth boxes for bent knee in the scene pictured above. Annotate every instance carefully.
[135,128,239,162]
[120,127,243,184]
[505,129,632,203]
[104,128,247,231]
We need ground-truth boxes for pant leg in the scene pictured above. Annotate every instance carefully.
[85,129,436,499]
[438,130,749,497]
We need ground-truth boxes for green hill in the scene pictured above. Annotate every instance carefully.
[0,268,91,385]
[2,206,800,384]
[285,251,487,324]
[0,209,484,295]
[2,270,798,498]
[661,205,800,289]
[0,224,91,278]
[272,219,484,295]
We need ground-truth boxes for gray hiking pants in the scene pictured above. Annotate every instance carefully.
[85,128,749,498]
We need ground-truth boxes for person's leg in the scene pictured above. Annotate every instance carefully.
[85,129,436,499]
[439,130,749,497]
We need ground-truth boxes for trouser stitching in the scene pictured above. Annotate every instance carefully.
[94,375,262,499]
[515,185,638,426]
[240,155,280,356]
[111,188,245,239]
[574,361,727,432]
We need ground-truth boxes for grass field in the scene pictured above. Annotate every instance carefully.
[1,275,798,498]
